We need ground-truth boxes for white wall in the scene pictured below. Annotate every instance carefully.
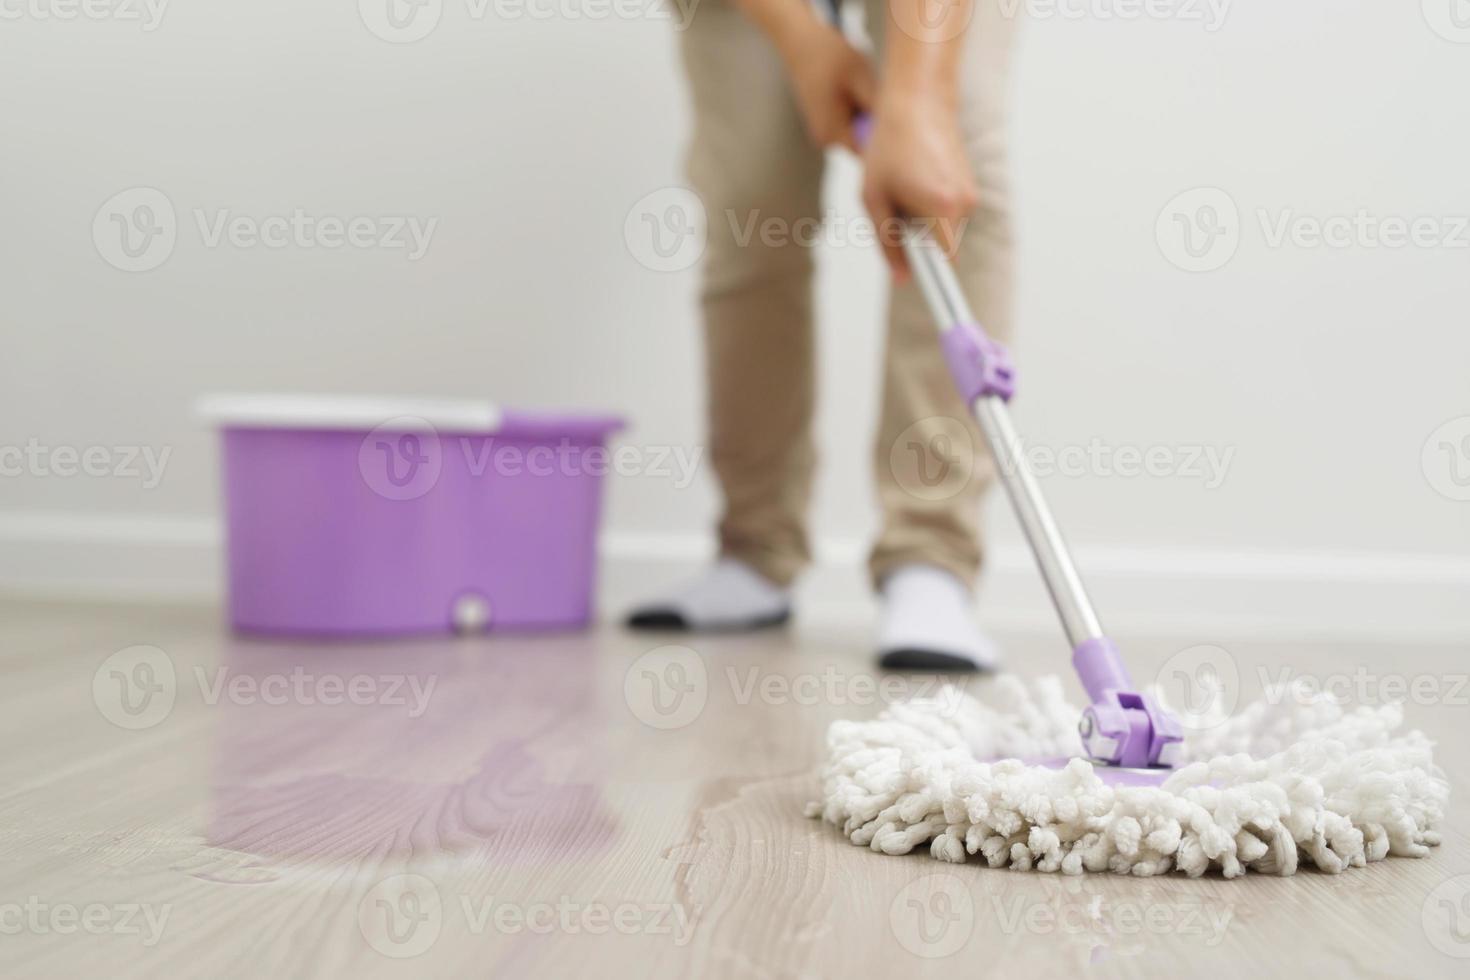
[2,3,1468,636]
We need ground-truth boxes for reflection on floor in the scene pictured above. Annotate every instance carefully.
[0,599,1465,978]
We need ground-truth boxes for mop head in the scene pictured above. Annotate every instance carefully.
[805,675,1448,877]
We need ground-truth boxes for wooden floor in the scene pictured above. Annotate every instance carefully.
[1,598,1465,978]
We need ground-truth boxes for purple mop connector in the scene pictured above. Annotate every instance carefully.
[942,322,1015,402]
[1073,637,1184,769]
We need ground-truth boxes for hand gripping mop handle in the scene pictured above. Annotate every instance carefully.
[852,115,1181,769]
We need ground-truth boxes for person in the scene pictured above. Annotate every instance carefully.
[628,0,1019,671]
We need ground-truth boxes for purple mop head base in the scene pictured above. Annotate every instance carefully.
[1025,757,1174,787]
[1073,636,1184,770]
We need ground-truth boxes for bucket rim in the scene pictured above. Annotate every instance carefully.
[197,393,625,438]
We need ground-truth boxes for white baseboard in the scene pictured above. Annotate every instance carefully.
[0,512,222,602]
[1,513,1467,642]
[599,531,1470,643]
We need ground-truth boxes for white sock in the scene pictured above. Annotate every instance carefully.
[626,558,791,632]
[877,564,999,671]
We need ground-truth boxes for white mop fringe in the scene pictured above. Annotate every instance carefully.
[804,676,1448,877]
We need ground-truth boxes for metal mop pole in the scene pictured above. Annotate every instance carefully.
[897,223,1182,769]
[903,233,1105,649]
[850,112,1178,766]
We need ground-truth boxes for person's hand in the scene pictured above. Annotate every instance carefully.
[778,23,876,152]
[861,93,978,280]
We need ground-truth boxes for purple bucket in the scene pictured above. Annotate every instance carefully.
[201,395,625,636]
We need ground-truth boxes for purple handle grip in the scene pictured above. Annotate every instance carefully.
[942,323,1015,402]
[851,113,873,151]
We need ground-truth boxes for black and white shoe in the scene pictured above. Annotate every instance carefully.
[626,558,792,633]
[876,564,1000,672]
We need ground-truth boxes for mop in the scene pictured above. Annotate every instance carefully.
[805,119,1449,876]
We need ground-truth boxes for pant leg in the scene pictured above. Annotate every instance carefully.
[680,0,827,587]
[863,0,1021,588]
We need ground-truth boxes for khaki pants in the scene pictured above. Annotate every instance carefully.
[679,0,1019,589]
